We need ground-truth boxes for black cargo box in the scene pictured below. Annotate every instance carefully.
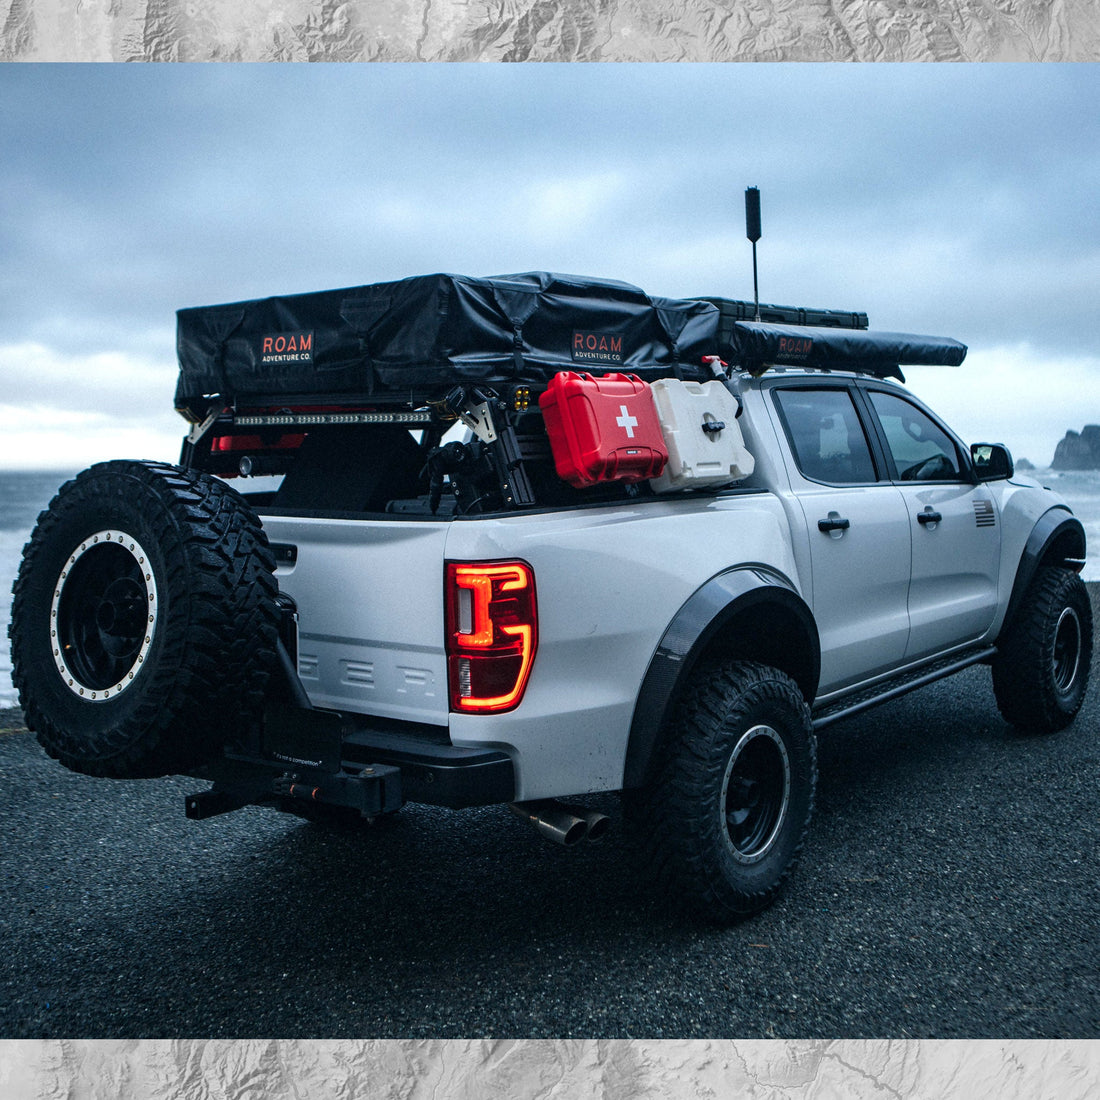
[174,272,721,411]
[701,297,869,345]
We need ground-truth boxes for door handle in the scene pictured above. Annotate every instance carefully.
[818,515,851,533]
[917,510,943,526]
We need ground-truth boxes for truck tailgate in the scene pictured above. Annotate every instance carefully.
[259,514,450,726]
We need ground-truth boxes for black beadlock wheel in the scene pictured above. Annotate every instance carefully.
[9,460,279,778]
[992,566,1093,734]
[626,660,817,923]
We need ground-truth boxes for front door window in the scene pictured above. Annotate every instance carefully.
[866,389,1001,658]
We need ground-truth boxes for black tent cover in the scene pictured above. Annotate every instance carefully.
[174,272,966,409]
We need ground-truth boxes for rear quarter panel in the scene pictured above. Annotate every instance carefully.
[444,494,801,799]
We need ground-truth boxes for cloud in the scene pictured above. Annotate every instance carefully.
[0,342,175,413]
[905,345,1100,467]
[0,63,1097,468]
[512,171,629,244]
[0,411,184,471]
[0,343,182,469]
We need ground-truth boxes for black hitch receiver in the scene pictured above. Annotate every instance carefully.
[185,788,259,820]
[273,765,402,816]
[186,763,402,821]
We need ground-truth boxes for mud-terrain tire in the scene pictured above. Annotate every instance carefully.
[9,460,278,778]
[992,566,1093,733]
[626,661,816,923]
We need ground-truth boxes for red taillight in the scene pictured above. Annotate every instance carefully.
[446,560,537,714]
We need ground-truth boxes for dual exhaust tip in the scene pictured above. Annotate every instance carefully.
[510,799,611,847]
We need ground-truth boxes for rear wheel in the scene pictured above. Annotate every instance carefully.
[992,566,1093,733]
[627,660,816,922]
[10,460,278,777]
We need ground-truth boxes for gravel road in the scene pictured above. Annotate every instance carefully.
[2,586,1097,1040]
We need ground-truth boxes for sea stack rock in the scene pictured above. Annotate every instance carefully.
[1052,425,1100,470]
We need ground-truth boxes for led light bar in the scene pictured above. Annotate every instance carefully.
[233,411,434,427]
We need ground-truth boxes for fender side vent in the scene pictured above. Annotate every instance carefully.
[974,500,996,527]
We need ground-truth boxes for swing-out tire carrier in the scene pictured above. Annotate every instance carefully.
[184,708,516,820]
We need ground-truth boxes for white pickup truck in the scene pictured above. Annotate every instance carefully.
[9,272,1092,921]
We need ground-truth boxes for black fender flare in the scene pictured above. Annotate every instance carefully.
[623,566,820,790]
[1001,508,1087,637]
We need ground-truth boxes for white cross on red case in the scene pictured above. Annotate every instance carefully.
[616,406,638,438]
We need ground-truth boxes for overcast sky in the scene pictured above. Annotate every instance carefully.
[0,63,1097,469]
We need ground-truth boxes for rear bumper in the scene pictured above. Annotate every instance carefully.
[188,707,515,818]
[339,723,515,808]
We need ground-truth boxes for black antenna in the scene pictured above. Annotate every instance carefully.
[745,186,761,321]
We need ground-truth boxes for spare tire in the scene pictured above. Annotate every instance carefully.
[9,460,278,778]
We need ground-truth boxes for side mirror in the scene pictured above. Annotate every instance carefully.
[971,442,1014,482]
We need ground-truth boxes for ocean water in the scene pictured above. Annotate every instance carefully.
[2,471,81,707]
[2,467,1099,708]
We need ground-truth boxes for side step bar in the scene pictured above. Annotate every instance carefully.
[813,646,997,731]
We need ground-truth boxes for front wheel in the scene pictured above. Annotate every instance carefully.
[627,661,817,922]
[992,566,1093,733]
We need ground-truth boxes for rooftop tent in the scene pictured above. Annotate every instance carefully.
[726,321,968,381]
[174,272,721,413]
[174,271,969,416]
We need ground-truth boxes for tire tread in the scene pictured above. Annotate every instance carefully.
[626,660,816,922]
[992,566,1092,733]
[10,460,279,777]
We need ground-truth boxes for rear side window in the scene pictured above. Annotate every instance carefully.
[773,388,877,484]
[868,391,962,482]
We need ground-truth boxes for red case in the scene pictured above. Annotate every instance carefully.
[538,372,668,488]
